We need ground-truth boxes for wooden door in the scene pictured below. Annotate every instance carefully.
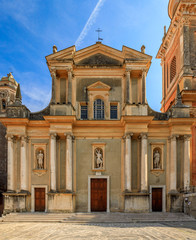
[91,179,107,212]
[35,188,45,212]
[152,188,162,212]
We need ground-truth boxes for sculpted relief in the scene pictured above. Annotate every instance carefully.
[153,148,162,170]
[36,149,44,169]
[92,144,105,171]
[33,144,47,176]
[95,148,103,169]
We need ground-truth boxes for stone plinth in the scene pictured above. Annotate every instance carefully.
[124,193,149,213]
[47,193,75,213]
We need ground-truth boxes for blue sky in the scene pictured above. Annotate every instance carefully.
[0,0,170,112]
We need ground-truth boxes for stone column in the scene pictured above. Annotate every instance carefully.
[66,133,73,192]
[169,135,178,193]
[126,71,130,104]
[184,135,191,191]
[68,69,72,104]
[142,69,147,104]
[51,68,56,104]
[140,133,148,192]
[7,136,14,192]
[50,133,57,192]
[124,133,133,192]
[20,136,28,191]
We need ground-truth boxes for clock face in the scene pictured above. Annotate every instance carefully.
[0,90,8,99]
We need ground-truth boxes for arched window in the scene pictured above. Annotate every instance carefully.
[170,56,176,83]
[2,100,6,110]
[94,99,104,120]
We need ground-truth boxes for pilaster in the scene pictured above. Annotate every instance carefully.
[65,133,74,192]
[184,134,191,191]
[169,134,178,193]
[50,133,57,192]
[51,68,56,104]
[20,136,28,192]
[142,69,147,104]
[7,135,15,192]
[140,133,148,192]
[124,133,133,192]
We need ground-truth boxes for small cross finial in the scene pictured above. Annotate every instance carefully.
[96,28,103,42]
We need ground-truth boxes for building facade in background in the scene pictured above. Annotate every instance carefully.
[0,0,195,215]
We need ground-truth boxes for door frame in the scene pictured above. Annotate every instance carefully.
[31,185,48,212]
[88,175,110,213]
[150,185,166,212]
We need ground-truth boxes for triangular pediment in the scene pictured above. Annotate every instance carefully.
[122,46,152,61]
[76,53,122,66]
[87,81,111,91]
[45,45,75,61]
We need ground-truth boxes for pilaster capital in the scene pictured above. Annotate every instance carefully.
[6,135,14,142]
[169,134,179,141]
[123,132,133,140]
[50,133,57,140]
[184,134,191,141]
[142,68,148,74]
[50,68,56,78]
[64,133,74,141]
[20,136,29,143]
[140,133,148,140]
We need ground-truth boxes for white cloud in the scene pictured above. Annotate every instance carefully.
[75,0,106,48]
[0,0,37,33]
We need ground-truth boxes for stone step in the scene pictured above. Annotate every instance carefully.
[2,212,195,223]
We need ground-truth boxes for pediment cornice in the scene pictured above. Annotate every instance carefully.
[87,81,111,91]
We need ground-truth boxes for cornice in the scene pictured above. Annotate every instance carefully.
[157,1,196,59]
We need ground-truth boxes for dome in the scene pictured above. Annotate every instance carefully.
[168,0,180,19]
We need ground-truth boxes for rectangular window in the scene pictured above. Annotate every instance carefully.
[81,105,88,120]
[110,104,118,119]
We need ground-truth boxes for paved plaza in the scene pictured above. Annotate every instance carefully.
[0,213,196,240]
[0,221,196,240]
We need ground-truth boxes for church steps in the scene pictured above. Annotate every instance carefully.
[1,212,195,223]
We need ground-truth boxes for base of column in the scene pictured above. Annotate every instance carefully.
[2,192,29,214]
[47,192,75,213]
[168,192,183,213]
[124,193,150,213]
[168,190,179,195]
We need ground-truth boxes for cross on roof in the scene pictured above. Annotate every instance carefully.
[96,28,103,42]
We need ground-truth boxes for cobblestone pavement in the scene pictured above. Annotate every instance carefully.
[0,222,196,240]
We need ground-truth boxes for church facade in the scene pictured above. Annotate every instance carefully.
[0,0,195,214]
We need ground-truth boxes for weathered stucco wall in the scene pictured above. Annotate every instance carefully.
[75,138,122,212]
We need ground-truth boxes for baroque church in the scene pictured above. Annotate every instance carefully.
[0,0,196,215]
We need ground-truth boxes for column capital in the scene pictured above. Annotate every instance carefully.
[142,68,148,73]
[50,133,57,139]
[169,134,179,141]
[184,134,191,141]
[20,136,29,142]
[50,67,56,77]
[123,133,133,140]
[140,133,148,139]
[6,135,14,141]
[125,68,132,72]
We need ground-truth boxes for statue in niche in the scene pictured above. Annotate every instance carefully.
[37,150,44,169]
[153,149,161,169]
[95,148,103,169]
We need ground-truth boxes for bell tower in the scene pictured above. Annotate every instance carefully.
[157,0,196,114]
[157,0,196,186]
[0,73,18,214]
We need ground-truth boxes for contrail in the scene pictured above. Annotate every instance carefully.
[75,0,106,48]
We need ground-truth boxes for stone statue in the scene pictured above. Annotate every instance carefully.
[95,148,103,169]
[37,150,44,169]
[153,149,161,169]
